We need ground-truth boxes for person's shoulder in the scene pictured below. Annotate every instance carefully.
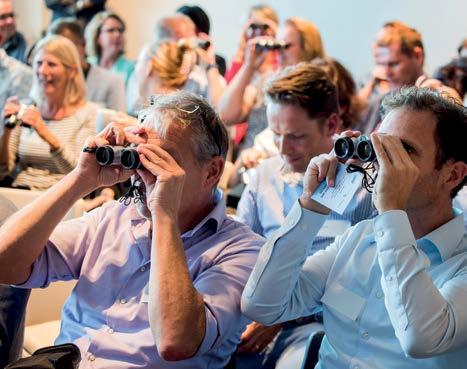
[254,155,284,182]
[89,64,124,83]
[218,215,265,248]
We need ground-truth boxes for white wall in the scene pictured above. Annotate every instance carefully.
[13,0,467,83]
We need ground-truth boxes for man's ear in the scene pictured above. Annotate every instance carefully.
[444,161,466,197]
[204,156,225,188]
[323,113,339,136]
[412,46,424,67]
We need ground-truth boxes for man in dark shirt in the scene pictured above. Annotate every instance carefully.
[0,0,27,63]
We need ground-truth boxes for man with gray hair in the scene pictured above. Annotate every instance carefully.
[0,91,263,368]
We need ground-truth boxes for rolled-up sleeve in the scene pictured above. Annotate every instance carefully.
[14,207,102,289]
[193,236,263,355]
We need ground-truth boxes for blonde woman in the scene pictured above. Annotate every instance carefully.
[0,35,97,190]
[129,40,197,112]
[85,10,134,86]
[278,17,325,67]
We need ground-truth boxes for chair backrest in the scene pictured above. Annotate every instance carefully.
[301,331,325,369]
[0,187,85,221]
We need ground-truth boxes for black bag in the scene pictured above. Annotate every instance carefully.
[5,343,81,369]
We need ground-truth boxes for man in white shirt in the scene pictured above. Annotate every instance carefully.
[242,86,467,368]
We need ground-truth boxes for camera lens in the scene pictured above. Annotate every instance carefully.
[121,148,140,169]
[356,137,376,162]
[334,137,355,160]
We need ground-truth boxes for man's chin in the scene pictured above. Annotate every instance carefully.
[284,159,306,173]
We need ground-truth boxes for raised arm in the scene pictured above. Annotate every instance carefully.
[0,123,142,284]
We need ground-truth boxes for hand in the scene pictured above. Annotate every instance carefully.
[370,133,419,213]
[240,148,267,169]
[238,322,282,354]
[300,131,364,214]
[196,33,216,69]
[75,123,146,191]
[2,96,20,121]
[415,75,462,103]
[243,37,270,72]
[17,105,47,135]
[136,143,186,218]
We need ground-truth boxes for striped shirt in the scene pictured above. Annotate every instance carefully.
[0,102,97,190]
[236,155,377,251]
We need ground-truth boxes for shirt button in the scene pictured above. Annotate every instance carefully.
[299,223,307,231]
[376,230,384,238]
[88,354,95,361]
[362,331,370,340]
[108,328,114,334]
[119,298,127,304]
[140,266,146,272]
[385,275,393,282]
[375,291,383,299]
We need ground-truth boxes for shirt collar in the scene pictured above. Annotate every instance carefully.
[419,207,465,262]
[278,157,304,188]
[129,188,226,240]
[181,189,225,238]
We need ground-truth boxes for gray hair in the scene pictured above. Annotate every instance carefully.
[140,91,228,163]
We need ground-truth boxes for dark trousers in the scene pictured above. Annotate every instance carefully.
[0,286,30,367]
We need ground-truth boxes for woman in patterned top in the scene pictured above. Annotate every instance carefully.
[0,35,97,190]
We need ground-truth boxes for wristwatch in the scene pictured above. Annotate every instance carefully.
[205,64,218,71]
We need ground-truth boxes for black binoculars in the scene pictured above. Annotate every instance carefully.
[255,39,291,51]
[334,136,376,162]
[3,99,35,129]
[95,145,141,169]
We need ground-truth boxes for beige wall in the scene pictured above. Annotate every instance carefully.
[13,0,467,82]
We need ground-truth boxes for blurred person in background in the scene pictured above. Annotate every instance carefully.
[0,0,27,63]
[277,17,324,67]
[358,21,461,134]
[48,17,126,111]
[434,39,467,104]
[130,40,200,112]
[0,32,33,134]
[0,35,97,190]
[85,10,134,86]
[225,4,278,82]
[176,4,227,76]
[128,14,225,112]
[45,0,107,26]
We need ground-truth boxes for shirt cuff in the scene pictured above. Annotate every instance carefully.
[373,209,415,251]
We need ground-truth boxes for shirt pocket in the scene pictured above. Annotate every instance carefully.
[321,281,365,321]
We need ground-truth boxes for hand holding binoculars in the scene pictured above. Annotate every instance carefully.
[334,136,376,162]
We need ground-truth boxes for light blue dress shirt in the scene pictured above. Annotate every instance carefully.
[242,201,467,368]
[236,155,376,249]
[17,191,264,368]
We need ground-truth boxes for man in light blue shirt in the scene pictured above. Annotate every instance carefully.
[236,63,375,369]
[242,86,467,368]
[0,92,264,368]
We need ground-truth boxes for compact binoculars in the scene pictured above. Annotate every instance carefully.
[95,145,141,169]
[255,39,290,51]
[334,136,376,162]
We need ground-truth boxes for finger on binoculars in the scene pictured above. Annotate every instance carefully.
[339,130,361,138]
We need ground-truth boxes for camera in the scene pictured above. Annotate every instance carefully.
[95,145,141,169]
[334,136,376,162]
[178,38,211,51]
[3,99,35,129]
[255,39,291,51]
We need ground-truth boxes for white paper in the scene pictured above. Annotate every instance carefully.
[311,163,364,215]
